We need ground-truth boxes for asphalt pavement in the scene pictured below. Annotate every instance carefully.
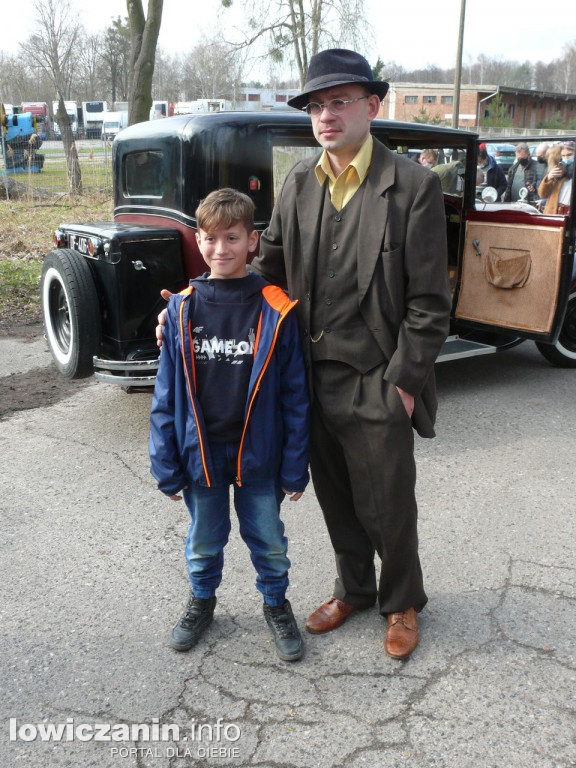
[1,331,574,768]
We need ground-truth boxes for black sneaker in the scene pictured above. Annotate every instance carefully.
[263,600,304,661]
[170,592,216,651]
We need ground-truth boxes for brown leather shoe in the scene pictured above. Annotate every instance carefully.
[384,607,419,659]
[306,597,364,634]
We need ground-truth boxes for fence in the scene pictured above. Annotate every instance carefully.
[478,126,570,138]
[0,137,114,200]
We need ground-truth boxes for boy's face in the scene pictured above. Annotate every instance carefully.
[195,222,258,279]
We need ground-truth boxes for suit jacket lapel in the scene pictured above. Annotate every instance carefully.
[357,140,396,303]
[295,159,325,288]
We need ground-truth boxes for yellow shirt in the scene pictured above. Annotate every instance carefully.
[314,134,373,211]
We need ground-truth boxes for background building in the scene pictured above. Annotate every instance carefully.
[380,83,576,129]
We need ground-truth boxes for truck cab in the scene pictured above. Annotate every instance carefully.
[40,113,576,385]
[82,101,108,139]
[101,111,127,141]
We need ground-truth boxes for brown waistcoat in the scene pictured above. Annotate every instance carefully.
[309,183,385,373]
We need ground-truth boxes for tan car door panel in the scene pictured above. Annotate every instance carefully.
[455,219,565,335]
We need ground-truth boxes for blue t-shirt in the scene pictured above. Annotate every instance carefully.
[190,273,264,442]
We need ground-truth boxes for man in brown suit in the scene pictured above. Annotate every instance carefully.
[250,49,451,658]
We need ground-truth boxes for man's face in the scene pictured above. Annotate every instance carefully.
[308,84,380,159]
[515,148,530,161]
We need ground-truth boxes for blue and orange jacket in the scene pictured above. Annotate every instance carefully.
[149,278,310,496]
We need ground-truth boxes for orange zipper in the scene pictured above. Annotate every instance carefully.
[235,309,290,486]
[179,296,211,487]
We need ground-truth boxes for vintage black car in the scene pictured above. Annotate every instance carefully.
[40,112,576,385]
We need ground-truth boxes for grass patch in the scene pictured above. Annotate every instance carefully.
[0,194,113,325]
[3,145,113,194]
[0,258,42,321]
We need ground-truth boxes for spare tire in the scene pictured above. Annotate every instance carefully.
[41,249,101,378]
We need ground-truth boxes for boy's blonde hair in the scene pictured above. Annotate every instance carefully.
[195,188,255,233]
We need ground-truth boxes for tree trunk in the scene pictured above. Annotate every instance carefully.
[126,0,164,126]
[55,98,82,195]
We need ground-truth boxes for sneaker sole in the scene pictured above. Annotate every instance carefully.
[275,642,305,662]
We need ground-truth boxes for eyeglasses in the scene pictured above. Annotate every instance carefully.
[303,96,368,116]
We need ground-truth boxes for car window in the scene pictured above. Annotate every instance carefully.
[395,144,467,197]
[271,141,319,204]
[124,151,164,198]
[478,138,574,213]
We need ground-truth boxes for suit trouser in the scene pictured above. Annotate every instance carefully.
[310,359,427,615]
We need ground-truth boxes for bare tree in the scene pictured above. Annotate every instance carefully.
[0,54,35,104]
[533,60,558,92]
[181,41,243,102]
[221,0,369,88]
[19,0,82,194]
[77,33,105,101]
[152,49,184,103]
[126,0,163,126]
[558,41,576,94]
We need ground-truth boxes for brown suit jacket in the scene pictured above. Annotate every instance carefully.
[251,137,452,438]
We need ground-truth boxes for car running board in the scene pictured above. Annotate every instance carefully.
[437,336,498,363]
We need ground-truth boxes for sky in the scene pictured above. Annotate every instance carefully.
[0,0,572,83]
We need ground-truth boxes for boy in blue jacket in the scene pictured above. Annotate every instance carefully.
[149,188,310,661]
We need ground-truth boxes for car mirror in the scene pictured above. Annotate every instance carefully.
[481,186,498,203]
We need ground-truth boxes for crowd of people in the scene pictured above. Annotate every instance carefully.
[480,139,574,213]
[416,138,574,217]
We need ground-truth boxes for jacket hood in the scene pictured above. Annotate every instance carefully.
[190,272,267,303]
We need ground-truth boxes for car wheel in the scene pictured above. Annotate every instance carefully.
[41,249,101,378]
[535,288,576,368]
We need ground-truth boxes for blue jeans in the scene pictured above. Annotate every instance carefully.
[182,441,289,607]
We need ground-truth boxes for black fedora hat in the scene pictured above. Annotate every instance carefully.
[287,48,389,111]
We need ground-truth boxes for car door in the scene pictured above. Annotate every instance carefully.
[454,137,575,344]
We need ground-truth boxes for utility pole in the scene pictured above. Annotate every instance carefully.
[452,0,466,129]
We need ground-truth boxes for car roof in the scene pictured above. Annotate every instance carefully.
[116,110,478,144]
